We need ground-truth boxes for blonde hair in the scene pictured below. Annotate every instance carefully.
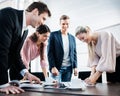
[75,26,95,61]
[88,41,95,61]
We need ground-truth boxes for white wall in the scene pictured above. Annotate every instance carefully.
[44,0,120,32]
[31,0,120,73]
[1,0,120,73]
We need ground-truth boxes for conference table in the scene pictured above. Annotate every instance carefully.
[0,83,120,96]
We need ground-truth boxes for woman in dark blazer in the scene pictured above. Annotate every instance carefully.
[0,1,51,94]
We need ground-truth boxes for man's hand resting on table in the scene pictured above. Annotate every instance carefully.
[0,72,41,94]
[0,86,24,94]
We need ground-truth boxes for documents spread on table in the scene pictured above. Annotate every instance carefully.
[0,78,95,90]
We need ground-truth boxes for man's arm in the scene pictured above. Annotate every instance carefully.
[47,33,56,70]
[0,8,15,84]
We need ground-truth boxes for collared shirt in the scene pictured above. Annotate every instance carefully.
[21,10,27,37]
[20,10,28,76]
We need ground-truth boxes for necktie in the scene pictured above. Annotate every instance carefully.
[21,30,28,41]
[18,30,28,52]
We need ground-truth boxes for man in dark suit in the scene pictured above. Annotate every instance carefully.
[0,1,51,94]
[47,15,77,82]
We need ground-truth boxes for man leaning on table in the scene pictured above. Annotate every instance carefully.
[0,1,51,94]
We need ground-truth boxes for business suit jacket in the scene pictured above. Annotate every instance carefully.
[0,7,26,84]
[47,30,77,72]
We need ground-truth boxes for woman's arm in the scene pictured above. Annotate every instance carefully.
[85,71,102,84]
[40,60,48,78]
[90,66,96,76]
[96,32,116,72]
[20,38,31,69]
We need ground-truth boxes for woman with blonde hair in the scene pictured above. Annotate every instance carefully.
[75,26,120,84]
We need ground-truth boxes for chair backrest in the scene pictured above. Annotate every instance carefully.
[78,71,102,83]
[29,62,48,81]
[31,72,49,81]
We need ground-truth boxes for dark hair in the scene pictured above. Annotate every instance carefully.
[26,1,51,17]
[60,15,70,21]
[36,24,51,34]
[30,24,50,42]
[30,24,50,60]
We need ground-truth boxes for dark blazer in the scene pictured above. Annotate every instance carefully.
[47,30,77,72]
[0,7,26,84]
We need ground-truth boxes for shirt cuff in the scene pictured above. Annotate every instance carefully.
[20,69,28,77]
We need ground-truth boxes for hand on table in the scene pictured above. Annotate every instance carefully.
[84,77,96,85]
[84,71,102,85]
[24,72,41,84]
[0,86,24,94]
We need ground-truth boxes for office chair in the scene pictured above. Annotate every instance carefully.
[78,71,102,83]
[31,72,48,81]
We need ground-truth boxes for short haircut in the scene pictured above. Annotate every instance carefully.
[26,1,51,17]
[60,15,70,21]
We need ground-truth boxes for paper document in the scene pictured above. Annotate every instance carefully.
[44,79,86,90]
[0,80,43,89]
[43,77,56,86]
